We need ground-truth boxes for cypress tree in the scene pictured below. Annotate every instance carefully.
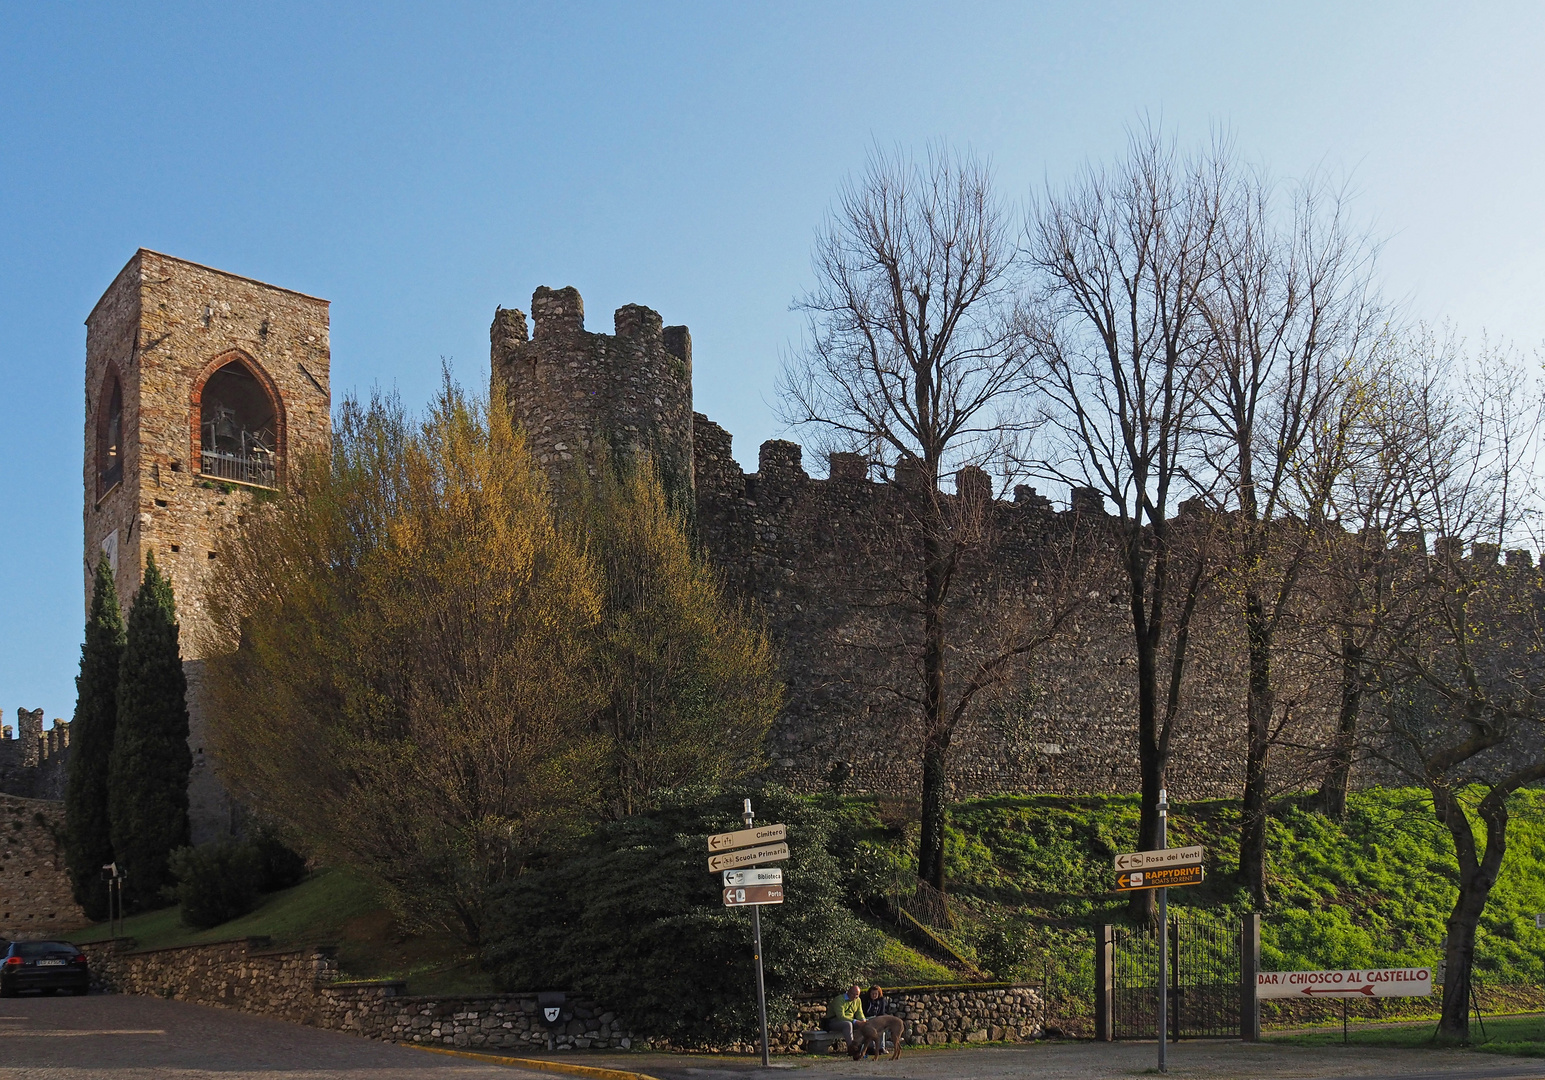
[64,556,125,920]
[108,552,192,909]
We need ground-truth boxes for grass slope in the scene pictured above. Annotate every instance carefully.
[845,787,1545,987]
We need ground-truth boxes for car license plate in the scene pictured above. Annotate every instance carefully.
[36,960,65,967]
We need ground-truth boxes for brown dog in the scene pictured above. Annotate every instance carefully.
[849,1016,904,1061]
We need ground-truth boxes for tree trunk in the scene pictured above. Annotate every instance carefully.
[916,527,951,892]
[1438,874,1489,1041]
[1238,592,1273,907]
[1129,584,1162,924]
[1316,635,1362,819]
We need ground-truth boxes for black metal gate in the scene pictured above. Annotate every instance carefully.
[1109,912,1241,1039]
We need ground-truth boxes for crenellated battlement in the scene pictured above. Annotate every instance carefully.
[491,287,693,493]
[0,708,71,800]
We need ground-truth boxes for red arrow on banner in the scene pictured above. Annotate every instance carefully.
[1300,985,1375,996]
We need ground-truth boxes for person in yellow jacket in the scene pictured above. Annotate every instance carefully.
[825,983,866,1046]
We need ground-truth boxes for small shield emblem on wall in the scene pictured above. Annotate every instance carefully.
[544,1007,561,1023]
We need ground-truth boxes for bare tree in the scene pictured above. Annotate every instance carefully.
[1369,347,1544,1040]
[1191,168,1378,905]
[1306,333,1440,817]
[780,144,1043,891]
[1024,127,1227,916]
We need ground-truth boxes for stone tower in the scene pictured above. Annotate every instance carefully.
[84,250,331,841]
[491,286,694,493]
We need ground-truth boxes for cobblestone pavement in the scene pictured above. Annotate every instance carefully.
[532,1039,1545,1080]
[0,994,549,1079]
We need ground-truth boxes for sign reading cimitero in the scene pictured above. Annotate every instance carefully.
[1256,967,1433,999]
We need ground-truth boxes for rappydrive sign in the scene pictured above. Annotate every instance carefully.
[1256,967,1433,1000]
[707,842,790,873]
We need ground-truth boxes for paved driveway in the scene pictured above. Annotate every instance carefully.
[0,993,549,1079]
[537,1039,1545,1080]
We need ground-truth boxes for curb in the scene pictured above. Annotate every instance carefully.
[405,1044,667,1080]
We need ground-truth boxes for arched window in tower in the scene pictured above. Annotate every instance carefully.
[97,372,123,497]
[198,360,278,488]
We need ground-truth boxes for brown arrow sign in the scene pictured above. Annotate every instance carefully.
[708,842,790,873]
[706,824,787,852]
[724,885,784,907]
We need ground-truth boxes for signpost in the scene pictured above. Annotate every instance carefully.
[708,824,787,852]
[1114,865,1204,891]
[708,800,786,1067]
[723,868,783,888]
[1257,968,1433,1043]
[1110,794,1206,1073]
[1255,968,1433,999]
[1113,846,1204,872]
[708,842,790,873]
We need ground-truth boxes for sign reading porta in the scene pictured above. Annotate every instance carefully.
[1256,967,1433,1000]
[723,885,784,907]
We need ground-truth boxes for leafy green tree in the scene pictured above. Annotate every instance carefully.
[204,382,604,945]
[575,457,782,819]
[109,552,192,909]
[64,556,125,919]
[483,787,871,1048]
[167,840,264,929]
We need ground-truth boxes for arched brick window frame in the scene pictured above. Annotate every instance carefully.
[189,350,287,488]
[95,361,125,500]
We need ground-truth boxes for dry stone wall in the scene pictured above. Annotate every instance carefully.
[80,936,1048,1054]
[0,795,89,938]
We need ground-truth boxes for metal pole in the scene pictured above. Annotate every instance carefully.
[1157,788,1168,1074]
[744,799,771,1067]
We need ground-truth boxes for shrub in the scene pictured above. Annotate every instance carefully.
[252,830,308,893]
[168,840,264,929]
[482,786,871,1047]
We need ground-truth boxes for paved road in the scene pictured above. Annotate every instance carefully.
[0,994,549,1079]
[535,1039,1545,1080]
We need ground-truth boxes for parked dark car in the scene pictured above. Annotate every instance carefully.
[0,940,89,996]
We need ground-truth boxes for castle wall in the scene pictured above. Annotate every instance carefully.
[492,287,694,493]
[0,794,89,938]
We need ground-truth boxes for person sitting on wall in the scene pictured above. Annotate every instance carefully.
[825,983,866,1048]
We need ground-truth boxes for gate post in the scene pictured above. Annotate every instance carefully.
[1240,913,1260,1041]
[1095,923,1114,1041]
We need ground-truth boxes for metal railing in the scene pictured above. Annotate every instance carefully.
[200,449,276,488]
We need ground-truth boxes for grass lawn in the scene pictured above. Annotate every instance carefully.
[66,868,495,995]
[1271,1013,1545,1056]
[64,866,951,997]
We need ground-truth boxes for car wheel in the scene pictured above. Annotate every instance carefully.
[72,986,89,996]
[0,982,15,999]
[40,988,56,997]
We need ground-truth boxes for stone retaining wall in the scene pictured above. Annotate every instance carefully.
[78,936,1046,1054]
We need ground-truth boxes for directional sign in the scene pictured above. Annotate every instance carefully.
[1256,968,1432,1000]
[707,824,787,853]
[724,885,784,907]
[724,868,784,888]
[1113,845,1204,871]
[708,842,790,873]
[1536,912,1545,930]
[1115,865,1204,891]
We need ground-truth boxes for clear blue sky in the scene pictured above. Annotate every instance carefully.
[3,2,1543,722]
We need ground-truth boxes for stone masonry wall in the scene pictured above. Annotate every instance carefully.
[0,795,89,937]
[491,287,694,495]
[80,936,1046,1054]
[83,250,333,845]
[0,711,70,802]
